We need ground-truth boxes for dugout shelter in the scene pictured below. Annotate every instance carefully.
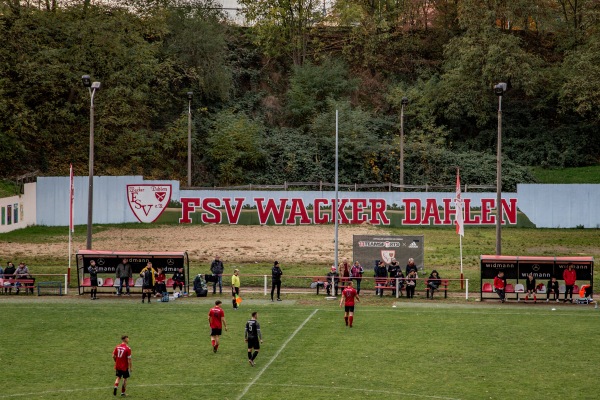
[480,255,594,301]
[76,250,190,295]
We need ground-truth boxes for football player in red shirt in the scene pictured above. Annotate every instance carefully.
[112,335,132,397]
[208,300,228,353]
[339,281,360,327]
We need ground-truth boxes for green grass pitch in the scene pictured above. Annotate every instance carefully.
[0,296,597,399]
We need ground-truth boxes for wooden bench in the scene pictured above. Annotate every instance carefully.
[374,285,403,297]
[12,278,36,295]
[425,279,449,299]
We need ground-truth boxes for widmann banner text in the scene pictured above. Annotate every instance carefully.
[178,197,518,226]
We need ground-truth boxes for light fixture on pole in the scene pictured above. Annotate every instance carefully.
[399,97,408,192]
[187,91,193,187]
[82,75,100,250]
[494,82,507,255]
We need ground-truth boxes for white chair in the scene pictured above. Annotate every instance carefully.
[97,277,104,286]
[114,278,121,287]
[514,284,525,293]
[559,284,566,294]
[537,284,546,294]
[134,277,144,287]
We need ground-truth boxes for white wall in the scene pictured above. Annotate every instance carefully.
[0,182,36,233]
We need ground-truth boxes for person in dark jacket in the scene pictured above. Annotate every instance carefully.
[3,262,16,294]
[172,267,185,293]
[270,261,283,302]
[88,260,99,300]
[427,270,441,299]
[350,261,364,294]
[325,266,340,296]
[388,258,401,289]
[546,276,559,303]
[210,255,225,295]
[525,272,537,303]
[405,269,418,299]
[115,259,132,296]
[374,261,388,297]
[140,262,156,304]
[405,258,418,276]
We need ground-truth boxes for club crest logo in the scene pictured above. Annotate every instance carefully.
[381,250,395,264]
[127,184,172,223]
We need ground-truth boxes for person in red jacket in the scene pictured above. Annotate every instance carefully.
[493,271,506,303]
[562,264,577,303]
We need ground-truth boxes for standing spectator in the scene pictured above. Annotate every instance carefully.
[388,258,401,289]
[546,276,560,303]
[3,262,16,294]
[427,270,442,299]
[374,261,388,297]
[563,264,576,303]
[231,269,241,309]
[14,262,31,294]
[494,271,507,303]
[172,267,185,294]
[208,300,228,352]
[405,257,417,276]
[325,266,340,296]
[350,261,364,294]
[140,262,155,304]
[210,255,225,295]
[112,335,132,397]
[525,273,537,303]
[405,269,418,299]
[339,281,360,328]
[88,260,99,300]
[339,258,351,283]
[245,311,263,366]
[0,262,3,278]
[115,258,132,296]
[154,266,166,297]
[270,261,283,302]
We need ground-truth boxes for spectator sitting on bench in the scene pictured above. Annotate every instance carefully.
[405,269,418,299]
[172,267,185,293]
[3,262,16,294]
[546,276,559,303]
[154,266,167,297]
[494,271,507,303]
[14,262,34,294]
[325,266,340,296]
[427,270,442,299]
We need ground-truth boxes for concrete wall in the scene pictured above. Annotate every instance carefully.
[0,177,596,230]
[516,184,600,228]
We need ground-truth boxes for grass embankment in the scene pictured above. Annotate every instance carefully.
[530,165,600,183]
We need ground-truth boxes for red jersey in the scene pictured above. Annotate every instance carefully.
[208,306,225,329]
[342,287,358,306]
[113,343,131,371]
[493,276,505,290]
[563,269,576,286]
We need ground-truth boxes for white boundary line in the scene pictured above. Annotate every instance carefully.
[0,382,461,400]
[237,308,319,399]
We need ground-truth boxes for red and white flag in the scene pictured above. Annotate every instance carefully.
[69,164,74,233]
[454,169,464,237]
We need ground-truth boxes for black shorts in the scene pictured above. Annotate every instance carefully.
[247,337,260,349]
[115,369,130,379]
[90,278,98,287]
[344,305,355,313]
[210,328,222,336]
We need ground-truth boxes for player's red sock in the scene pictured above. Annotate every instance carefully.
[344,316,348,326]
[211,339,215,347]
[349,316,353,327]
[215,344,219,350]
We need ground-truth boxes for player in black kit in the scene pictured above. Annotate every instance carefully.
[245,312,263,366]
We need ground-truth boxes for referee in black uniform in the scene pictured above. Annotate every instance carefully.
[245,312,262,366]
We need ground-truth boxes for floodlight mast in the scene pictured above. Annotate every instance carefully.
[494,83,507,255]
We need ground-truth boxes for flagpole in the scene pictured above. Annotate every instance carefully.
[460,234,464,290]
[68,164,74,288]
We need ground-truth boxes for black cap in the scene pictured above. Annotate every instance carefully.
[274,261,279,265]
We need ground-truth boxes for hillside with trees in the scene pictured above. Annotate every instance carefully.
[0,0,598,191]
